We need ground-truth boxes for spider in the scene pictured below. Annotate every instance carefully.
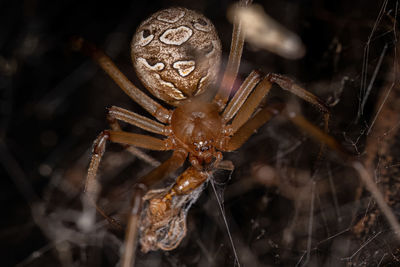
[72,0,344,265]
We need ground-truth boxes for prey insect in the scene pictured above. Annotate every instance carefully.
[72,0,339,265]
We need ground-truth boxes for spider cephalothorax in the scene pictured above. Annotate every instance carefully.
[170,98,225,167]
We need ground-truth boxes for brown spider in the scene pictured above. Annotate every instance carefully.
[71,0,349,266]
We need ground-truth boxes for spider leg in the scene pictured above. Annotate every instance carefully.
[229,73,330,135]
[216,160,235,171]
[214,0,253,110]
[71,37,171,123]
[108,106,167,135]
[224,103,284,151]
[282,111,400,240]
[81,131,121,230]
[83,130,171,224]
[267,73,330,132]
[107,130,170,150]
[285,110,350,159]
[107,106,164,166]
[85,108,167,229]
[267,73,332,164]
[227,101,400,245]
[228,74,273,133]
[85,130,171,189]
[84,127,186,266]
[224,101,347,158]
[121,184,145,267]
[222,70,261,122]
[121,149,187,267]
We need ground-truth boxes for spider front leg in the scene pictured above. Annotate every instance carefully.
[214,0,253,110]
[84,126,187,267]
[222,70,349,158]
[82,130,172,228]
[222,73,331,151]
[222,70,262,122]
[85,106,169,230]
[223,101,345,158]
[229,73,330,134]
[85,129,173,199]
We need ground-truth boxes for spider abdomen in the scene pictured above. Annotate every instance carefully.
[131,7,222,105]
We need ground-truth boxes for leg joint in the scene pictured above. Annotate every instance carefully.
[93,130,110,155]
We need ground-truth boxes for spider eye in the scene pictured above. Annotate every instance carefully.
[201,146,209,152]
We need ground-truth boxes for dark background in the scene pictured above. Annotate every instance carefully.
[1,0,398,266]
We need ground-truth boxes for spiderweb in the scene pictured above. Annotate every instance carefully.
[3,0,400,266]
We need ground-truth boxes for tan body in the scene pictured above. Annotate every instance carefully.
[170,99,225,166]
